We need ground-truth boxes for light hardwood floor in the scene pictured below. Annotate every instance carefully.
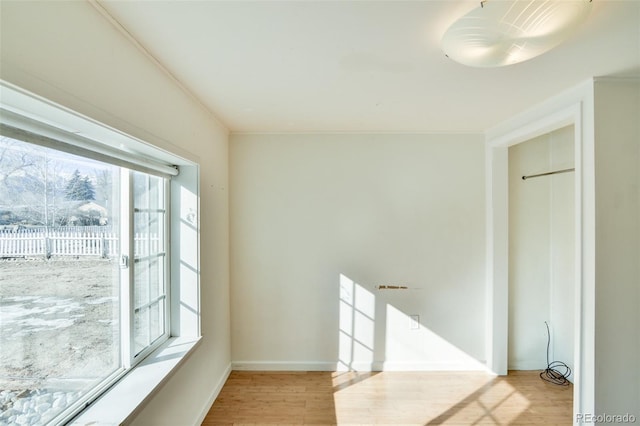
[202,370,572,425]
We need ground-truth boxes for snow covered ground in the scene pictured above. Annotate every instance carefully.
[0,258,119,425]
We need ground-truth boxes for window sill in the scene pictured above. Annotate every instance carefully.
[70,336,202,426]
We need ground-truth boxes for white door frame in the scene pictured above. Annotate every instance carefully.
[484,79,596,424]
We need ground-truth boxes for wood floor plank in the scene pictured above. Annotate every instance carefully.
[202,371,572,425]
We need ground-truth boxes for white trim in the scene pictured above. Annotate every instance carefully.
[370,361,491,372]
[194,363,232,425]
[485,79,594,142]
[121,169,133,370]
[485,78,596,424]
[232,361,338,371]
[485,144,508,375]
[70,336,201,426]
[576,83,596,424]
[232,361,491,372]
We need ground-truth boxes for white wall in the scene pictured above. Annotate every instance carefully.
[508,126,574,372]
[0,2,230,424]
[593,79,639,419]
[230,133,487,370]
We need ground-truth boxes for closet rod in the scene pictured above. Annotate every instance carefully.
[522,168,575,180]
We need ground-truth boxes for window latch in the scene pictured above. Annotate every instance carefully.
[120,254,129,269]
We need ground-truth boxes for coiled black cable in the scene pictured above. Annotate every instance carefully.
[540,321,572,386]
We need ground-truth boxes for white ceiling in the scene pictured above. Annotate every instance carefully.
[98,0,639,134]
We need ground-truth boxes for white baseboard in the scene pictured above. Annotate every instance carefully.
[232,360,490,372]
[370,361,491,372]
[194,362,232,424]
[232,361,337,371]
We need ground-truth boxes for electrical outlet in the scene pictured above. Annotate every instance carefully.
[410,314,420,330]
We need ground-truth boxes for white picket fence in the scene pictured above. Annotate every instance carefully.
[133,233,161,257]
[0,231,161,258]
[0,231,119,258]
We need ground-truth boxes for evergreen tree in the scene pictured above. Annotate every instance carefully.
[64,169,82,200]
[65,169,96,200]
[81,176,96,201]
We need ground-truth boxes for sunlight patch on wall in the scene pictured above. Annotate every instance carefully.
[175,177,199,336]
[384,304,488,371]
[338,274,375,371]
[338,273,487,372]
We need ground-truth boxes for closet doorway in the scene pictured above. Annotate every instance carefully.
[507,125,575,384]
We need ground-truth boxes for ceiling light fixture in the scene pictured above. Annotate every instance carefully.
[441,0,593,67]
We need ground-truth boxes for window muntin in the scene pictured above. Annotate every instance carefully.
[0,136,169,424]
[132,172,168,356]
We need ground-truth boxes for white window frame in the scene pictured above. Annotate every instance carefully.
[119,170,172,369]
[130,170,171,362]
[0,81,201,425]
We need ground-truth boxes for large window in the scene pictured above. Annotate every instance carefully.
[0,82,201,425]
[0,134,170,423]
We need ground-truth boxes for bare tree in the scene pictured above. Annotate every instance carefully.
[0,137,66,226]
[0,136,38,186]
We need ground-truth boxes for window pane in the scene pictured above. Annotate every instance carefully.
[132,172,166,356]
[0,137,121,424]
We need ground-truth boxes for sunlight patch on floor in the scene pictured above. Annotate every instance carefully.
[331,371,531,425]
